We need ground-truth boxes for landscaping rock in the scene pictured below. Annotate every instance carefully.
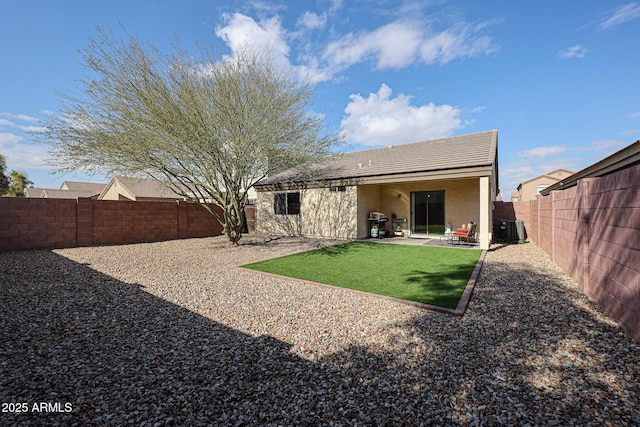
[1,236,638,425]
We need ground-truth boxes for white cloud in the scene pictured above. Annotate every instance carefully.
[340,84,462,146]
[246,1,286,15]
[324,22,423,70]
[419,23,496,65]
[620,128,640,136]
[0,112,39,122]
[329,0,343,13]
[558,45,588,59]
[0,112,52,170]
[0,132,50,170]
[214,10,498,84]
[501,161,535,182]
[0,117,46,133]
[215,13,331,83]
[519,145,568,159]
[323,19,497,71]
[0,132,22,146]
[599,2,640,29]
[629,111,640,118]
[298,11,327,30]
[215,13,290,64]
[584,138,627,155]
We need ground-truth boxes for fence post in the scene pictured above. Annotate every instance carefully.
[177,200,188,239]
[76,198,93,247]
[578,178,595,292]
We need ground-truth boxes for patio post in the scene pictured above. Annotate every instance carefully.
[479,176,490,249]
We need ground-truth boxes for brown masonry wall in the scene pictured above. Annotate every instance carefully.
[0,198,223,252]
[494,163,640,342]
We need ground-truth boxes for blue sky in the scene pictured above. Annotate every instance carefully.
[1,0,639,198]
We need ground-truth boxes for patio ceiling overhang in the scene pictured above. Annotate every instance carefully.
[349,164,495,186]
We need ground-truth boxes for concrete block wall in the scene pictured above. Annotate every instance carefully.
[0,198,223,252]
[529,200,539,245]
[584,166,640,342]
[181,202,222,239]
[90,200,179,246]
[0,198,78,251]
[506,163,640,342]
[549,185,582,283]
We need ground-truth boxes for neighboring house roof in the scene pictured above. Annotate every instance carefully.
[257,130,498,187]
[24,188,45,197]
[98,176,186,201]
[516,168,575,191]
[60,181,107,193]
[41,189,102,199]
[24,184,105,199]
[540,140,640,195]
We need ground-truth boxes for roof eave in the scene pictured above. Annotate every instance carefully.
[540,140,640,196]
[255,164,495,190]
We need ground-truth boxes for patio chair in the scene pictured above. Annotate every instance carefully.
[440,223,454,245]
[452,222,477,244]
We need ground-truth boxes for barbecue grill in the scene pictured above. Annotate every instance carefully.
[368,212,389,237]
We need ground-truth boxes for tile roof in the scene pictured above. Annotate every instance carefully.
[24,188,45,197]
[259,130,498,185]
[24,185,105,198]
[102,176,185,200]
[60,181,107,193]
[41,189,101,199]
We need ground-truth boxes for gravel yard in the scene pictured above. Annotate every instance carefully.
[1,235,639,426]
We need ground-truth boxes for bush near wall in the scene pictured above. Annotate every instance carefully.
[0,198,223,252]
[495,162,640,342]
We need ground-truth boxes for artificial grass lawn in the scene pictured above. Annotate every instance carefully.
[242,241,482,309]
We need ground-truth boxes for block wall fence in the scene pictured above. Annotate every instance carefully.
[0,198,223,252]
[494,162,640,342]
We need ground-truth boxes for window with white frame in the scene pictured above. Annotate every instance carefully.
[536,184,549,194]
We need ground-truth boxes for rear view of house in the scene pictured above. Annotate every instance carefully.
[255,130,499,250]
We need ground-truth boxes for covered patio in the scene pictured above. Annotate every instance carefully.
[355,176,490,248]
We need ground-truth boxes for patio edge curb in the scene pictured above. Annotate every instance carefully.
[453,249,487,316]
[238,249,487,316]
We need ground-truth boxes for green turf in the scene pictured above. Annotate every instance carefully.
[242,241,482,309]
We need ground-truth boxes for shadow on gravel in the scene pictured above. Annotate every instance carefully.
[1,247,639,426]
[315,256,640,425]
[1,250,340,426]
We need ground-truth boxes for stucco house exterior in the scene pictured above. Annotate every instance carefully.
[511,168,575,202]
[254,130,499,250]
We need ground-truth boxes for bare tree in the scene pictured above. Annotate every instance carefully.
[37,28,341,244]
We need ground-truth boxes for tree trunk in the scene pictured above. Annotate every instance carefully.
[223,201,245,246]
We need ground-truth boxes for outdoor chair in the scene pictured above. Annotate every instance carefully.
[452,222,477,244]
[440,223,454,245]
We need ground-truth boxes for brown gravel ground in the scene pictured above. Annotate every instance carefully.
[1,235,639,426]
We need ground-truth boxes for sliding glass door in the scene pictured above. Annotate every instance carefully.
[411,191,445,234]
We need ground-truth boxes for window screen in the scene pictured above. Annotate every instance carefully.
[274,192,300,215]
